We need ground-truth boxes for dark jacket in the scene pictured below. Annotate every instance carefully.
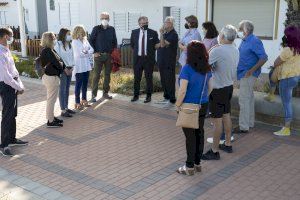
[89,25,117,54]
[130,28,159,66]
[40,47,65,76]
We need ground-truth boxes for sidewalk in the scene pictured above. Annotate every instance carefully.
[0,78,299,200]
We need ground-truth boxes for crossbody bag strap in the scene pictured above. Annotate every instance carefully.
[199,73,208,106]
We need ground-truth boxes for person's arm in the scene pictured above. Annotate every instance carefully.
[274,56,284,67]
[245,40,268,78]
[208,77,213,95]
[154,31,160,49]
[88,27,97,51]
[0,58,24,91]
[175,79,188,108]
[112,27,118,49]
[45,48,64,71]
[86,40,94,55]
[72,40,90,58]
[130,30,135,50]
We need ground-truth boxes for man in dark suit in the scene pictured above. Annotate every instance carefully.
[130,16,160,103]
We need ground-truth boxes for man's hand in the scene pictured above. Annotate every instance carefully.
[244,69,254,78]
[17,90,24,95]
[94,52,100,57]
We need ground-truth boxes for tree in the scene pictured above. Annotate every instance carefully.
[285,0,300,26]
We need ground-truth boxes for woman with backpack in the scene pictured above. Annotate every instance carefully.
[40,32,67,128]
[54,28,75,117]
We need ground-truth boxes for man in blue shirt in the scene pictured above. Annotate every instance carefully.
[234,20,268,133]
[89,12,117,101]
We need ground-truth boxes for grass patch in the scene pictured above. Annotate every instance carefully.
[91,70,163,96]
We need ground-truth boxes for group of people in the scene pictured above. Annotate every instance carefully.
[175,20,300,175]
[0,12,299,169]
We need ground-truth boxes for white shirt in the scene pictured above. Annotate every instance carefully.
[72,39,94,75]
[138,29,147,56]
[0,44,24,91]
[54,41,75,67]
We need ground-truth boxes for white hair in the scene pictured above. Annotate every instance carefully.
[165,16,175,26]
[239,20,254,34]
[220,25,237,42]
[100,12,110,17]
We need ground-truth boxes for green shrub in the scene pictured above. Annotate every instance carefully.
[15,57,38,79]
[91,71,163,96]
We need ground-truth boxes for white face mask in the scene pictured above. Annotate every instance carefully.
[66,35,72,42]
[237,31,244,39]
[53,39,57,46]
[101,19,109,27]
[7,36,14,45]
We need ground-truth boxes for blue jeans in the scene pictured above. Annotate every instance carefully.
[279,76,300,123]
[59,72,71,110]
[75,71,89,104]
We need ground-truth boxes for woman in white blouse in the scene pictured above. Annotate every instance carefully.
[55,28,76,117]
[72,25,94,110]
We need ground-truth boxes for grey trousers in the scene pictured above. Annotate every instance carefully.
[239,76,256,131]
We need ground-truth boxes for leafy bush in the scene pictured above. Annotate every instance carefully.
[15,57,38,79]
[91,70,163,96]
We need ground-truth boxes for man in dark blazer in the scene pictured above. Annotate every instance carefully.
[130,16,160,103]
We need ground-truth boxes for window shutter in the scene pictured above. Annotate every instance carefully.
[128,12,141,32]
[113,12,126,32]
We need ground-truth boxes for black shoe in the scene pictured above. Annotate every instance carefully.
[219,143,233,153]
[103,93,113,100]
[202,149,220,160]
[144,96,151,103]
[54,117,63,124]
[1,147,14,157]
[233,127,249,134]
[90,98,97,103]
[131,96,139,102]
[9,139,29,147]
[47,121,63,128]
[169,99,176,104]
[66,109,76,114]
[61,112,73,118]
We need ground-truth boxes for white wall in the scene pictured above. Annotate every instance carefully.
[0,1,19,27]
[23,0,39,38]
[198,0,287,73]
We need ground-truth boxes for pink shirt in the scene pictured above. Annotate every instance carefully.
[0,44,24,91]
[203,37,218,51]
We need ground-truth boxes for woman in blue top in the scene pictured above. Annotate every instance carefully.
[176,41,212,175]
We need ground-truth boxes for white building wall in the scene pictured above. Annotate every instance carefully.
[0,1,19,27]
[23,0,39,38]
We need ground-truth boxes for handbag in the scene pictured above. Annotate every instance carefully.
[176,74,208,129]
[270,65,282,84]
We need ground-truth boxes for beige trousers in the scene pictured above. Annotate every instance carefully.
[42,75,60,122]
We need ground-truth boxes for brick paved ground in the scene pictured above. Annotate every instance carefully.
[0,78,299,200]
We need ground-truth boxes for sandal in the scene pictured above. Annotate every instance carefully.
[80,100,91,107]
[75,103,83,110]
[176,165,195,176]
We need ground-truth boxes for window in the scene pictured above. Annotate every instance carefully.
[58,0,79,26]
[113,12,126,32]
[211,0,276,39]
[128,12,141,32]
[50,0,55,11]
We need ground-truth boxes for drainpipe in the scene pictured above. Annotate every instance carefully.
[17,0,27,57]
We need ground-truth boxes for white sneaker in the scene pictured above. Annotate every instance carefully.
[207,136,235,144]
[156,99,169,104]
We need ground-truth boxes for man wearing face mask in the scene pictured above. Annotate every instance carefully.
[0,28,28,157]
[234,20,268,134]
[130,16,160,103]
[89,12,117,102]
